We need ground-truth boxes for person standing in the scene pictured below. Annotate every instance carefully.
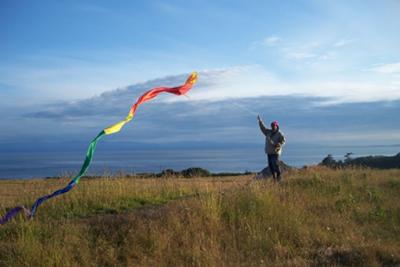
[257,115,286,181]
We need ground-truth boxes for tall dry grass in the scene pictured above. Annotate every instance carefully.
[0,168,399,266]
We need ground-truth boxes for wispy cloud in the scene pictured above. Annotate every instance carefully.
[284,51,318,60]
[280,41,337,62]
[186,66,400,104]
[4,64,398,147]
[332,39,354,47]
[0,50,198,102]
[263,36,282,46]
[255,36,355,63]
[21,81,400,147]
[77,4,111,14]
[370,62,400,74]
[26,65,400,123]
[153,2,185,15]
[250,35,282,50]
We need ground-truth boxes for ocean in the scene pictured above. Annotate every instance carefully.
[0,144,399,179]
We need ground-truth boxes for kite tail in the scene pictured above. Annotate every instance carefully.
[0,206,31,225]
[30,130,105,217]
[0,72,198,225]
[0,130,105,224]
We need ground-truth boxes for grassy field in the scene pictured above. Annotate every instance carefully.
[0,167,399,266]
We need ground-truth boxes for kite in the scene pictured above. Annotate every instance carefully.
[0,72,198,225]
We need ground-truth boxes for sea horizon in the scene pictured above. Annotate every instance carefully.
[1,144,399,179]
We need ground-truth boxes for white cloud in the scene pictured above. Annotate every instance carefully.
[19,67,400,148]
[266,39,331,62]
[0,51,194,102]
[250,36,282,50]
[165,65,400,104]
[263,36,282,46]
[305,130,400,143]
[370,62,400,74]
[153,2,185,15]
[285,52,318,60]
[281,39,347,62]
[332,39,354,47]
[256,37,356,63]
[16,64,400,119]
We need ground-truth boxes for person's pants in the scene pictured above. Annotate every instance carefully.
[267,154,281,181]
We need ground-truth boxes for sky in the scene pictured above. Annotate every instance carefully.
[1,0,400,151]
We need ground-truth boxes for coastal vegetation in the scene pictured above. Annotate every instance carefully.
[320,152,400,169]
[0,167,399,266]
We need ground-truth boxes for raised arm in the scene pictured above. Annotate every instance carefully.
[257,115,271,136]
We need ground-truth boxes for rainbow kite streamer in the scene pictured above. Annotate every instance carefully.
[0,72,198,225]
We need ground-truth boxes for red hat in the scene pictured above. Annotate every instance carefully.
[271,121,279,128]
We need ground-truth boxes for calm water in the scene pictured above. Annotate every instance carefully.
[0,145,399,179]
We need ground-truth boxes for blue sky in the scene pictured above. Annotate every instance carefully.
[1,0,400,149]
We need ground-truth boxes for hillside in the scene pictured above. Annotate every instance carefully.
[1,168,399,266]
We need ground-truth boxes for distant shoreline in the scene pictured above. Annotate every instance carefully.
[1,151,399,180]
[0,167,255,181]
